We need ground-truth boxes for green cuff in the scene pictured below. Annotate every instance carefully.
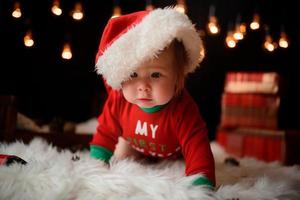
[90,145,113,163]
[192,176,215,189]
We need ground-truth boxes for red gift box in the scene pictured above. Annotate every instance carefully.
[224,72,279,94]
[225,72,279,83]
[220,72,281,130]
[220,108,279,129]
[222,93,280,108]
[216,128,300,165]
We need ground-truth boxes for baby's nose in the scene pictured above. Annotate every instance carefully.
[138,80,151,92]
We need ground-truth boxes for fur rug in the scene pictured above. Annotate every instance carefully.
[0,138,300,200]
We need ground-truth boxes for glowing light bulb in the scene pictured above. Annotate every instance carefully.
[239,23,247,34]
[279,38,288,48]
[111,6,121,18]
[72,2,84,20]
[24,31,34,47]
[250,21,260,30]
[209,24,219,34]
[226,31,236,48]
[250,14,260,30]
[279,32,289,48]
[207,16,220,35]
[175,4,185,13]
[233,23,245,40]
[175,0,186,13]
[12,2,22,18]
[227,40,236,48]
[265,42,275,52]
[264,35,277,52]
[51,0,62,16]
[62,43,72,60]
[233,31,243,40]
[146,4,154,11]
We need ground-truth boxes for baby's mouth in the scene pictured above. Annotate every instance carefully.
[138,98,151,101]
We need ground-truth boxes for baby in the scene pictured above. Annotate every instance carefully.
[90,7,215,188]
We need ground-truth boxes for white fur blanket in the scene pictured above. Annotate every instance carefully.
[0,138,299,200]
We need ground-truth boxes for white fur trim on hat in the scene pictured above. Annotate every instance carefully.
[96,7,204,90]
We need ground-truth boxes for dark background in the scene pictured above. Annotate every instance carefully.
[0,0,299,140]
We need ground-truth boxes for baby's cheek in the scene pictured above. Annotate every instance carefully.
[156,90,174,104]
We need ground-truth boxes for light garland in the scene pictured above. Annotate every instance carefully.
[8,1,291,60]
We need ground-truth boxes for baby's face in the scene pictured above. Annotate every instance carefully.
[122,46,176,108]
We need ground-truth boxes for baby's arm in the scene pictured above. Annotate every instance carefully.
[175,99,215,188]
[90,91,122,163]
[181,129,215,188]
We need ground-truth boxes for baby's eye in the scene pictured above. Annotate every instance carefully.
[130,72,138,78]
[151,72,161,78]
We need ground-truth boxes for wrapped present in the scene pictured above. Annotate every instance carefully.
[225,72,279,83]
[220,76,280,129]
[222,93,280,108]
[224,72,279,94]
[216,127,300,165]
[220,114,278,129]
[220,105,279,129]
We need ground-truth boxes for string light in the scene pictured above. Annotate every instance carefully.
[175,0,186,14]
[239,23,247,35]
[264,35,276,52]
[225,23,237,48]
[250,13,260,30]
[51,0,62,16]
[145,0,154,11]
[263,26,277,52]
[207,5,220,35]
[24,30,34,47]
[111,0,122,18]
[226,31,237,48]
[278,26,289,48]
[12,2,22,18]
[233,14,245,41]
[72,2,84,21]
[6,1,291,59]
[111,6,122,18]
[62,43,72,60]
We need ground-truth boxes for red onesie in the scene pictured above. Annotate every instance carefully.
[90,89,215,185]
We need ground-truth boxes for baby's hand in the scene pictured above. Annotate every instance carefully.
[100,160,110,169]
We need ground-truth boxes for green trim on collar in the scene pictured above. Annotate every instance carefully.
[140,105,164,113]
[90,145,113,163]
[192,176,215,189]
[140,101,171,113]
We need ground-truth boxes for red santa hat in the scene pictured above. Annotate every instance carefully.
[95,7,205,90]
